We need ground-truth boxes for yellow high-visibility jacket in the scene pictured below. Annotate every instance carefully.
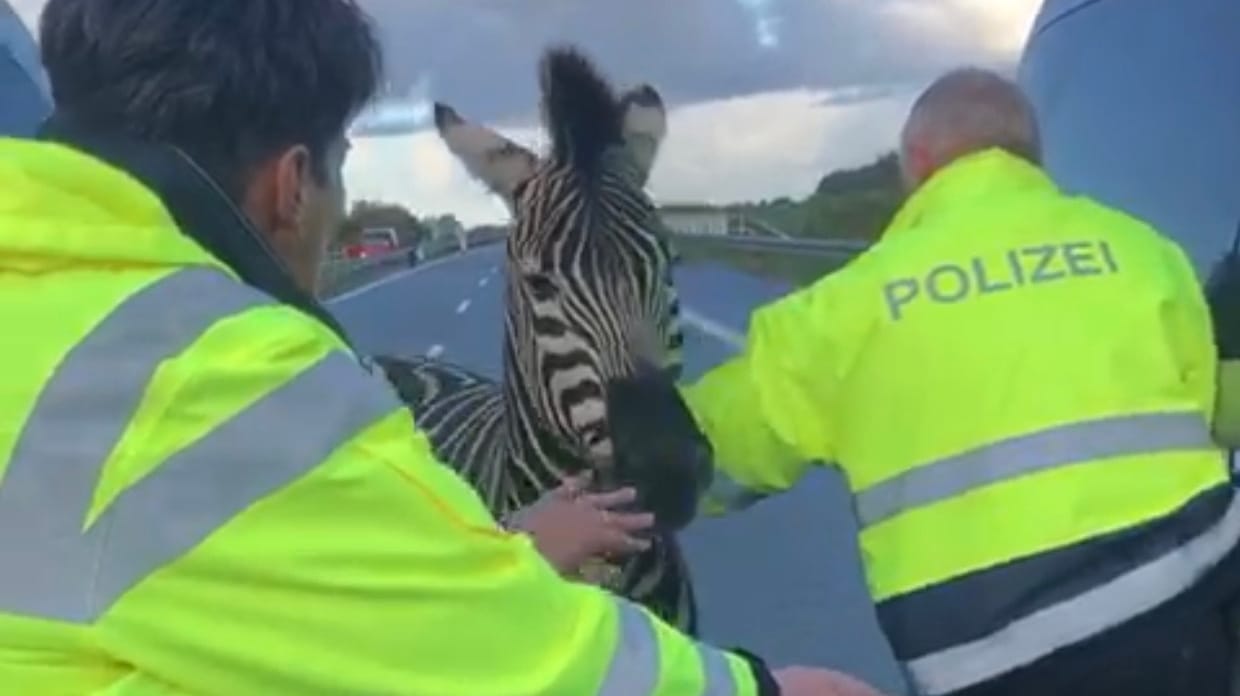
[683,148,1238,695]
[0,133,765,696]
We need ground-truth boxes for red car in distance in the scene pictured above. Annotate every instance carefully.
[343,227,399,259]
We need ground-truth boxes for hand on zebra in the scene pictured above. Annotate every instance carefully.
[506,474,656,577]
[772,666,890,696]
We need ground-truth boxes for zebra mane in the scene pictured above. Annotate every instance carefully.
[539,45,624,174]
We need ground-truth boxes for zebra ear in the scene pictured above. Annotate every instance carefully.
[434,102,539,201]
[618,84,667,185]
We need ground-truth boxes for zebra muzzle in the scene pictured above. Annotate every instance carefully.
[605,370,715,532]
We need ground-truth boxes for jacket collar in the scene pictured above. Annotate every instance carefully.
[36,111,352,346]
[882,148,1057,239]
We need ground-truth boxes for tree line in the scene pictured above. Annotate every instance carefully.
[732,151,905,242]
[333,200,464,251]
[338,152,906,249]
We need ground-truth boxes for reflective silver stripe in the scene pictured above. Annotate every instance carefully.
[907,492,1240,694]
[0,268,402,623]
[598,598,737,695]
[704,468,768,512]
[856,412,1216,528]
[598,600,659,696]
[698,640,738,696]
[0,268,269,622]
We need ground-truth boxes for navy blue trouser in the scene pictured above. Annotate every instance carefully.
[956,606,1233,696]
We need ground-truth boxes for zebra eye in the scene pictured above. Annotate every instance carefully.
[524,272,558,300]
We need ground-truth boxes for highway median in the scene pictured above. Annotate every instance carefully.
[672,234,870,287]
[319,233,872,301]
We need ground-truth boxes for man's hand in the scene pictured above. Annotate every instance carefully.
[773,666,890,696]
[506,474,654,576]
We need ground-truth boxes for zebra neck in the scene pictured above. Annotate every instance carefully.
[499,349,591,499]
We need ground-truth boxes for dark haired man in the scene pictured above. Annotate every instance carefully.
[0,1,883,694]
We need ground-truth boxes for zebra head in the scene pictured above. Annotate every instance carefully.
[434,46,709,521]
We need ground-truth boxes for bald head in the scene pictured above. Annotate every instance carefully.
[899,68,1041,191]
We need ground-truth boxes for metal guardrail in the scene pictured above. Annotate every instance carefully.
[318,233,512,299]
[317,232,868,300]
[670,233,872,286]
[318,246,416,298]
[678,234,871,256]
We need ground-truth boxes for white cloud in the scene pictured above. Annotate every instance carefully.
[345,84,921,227]
[344,125,517,227]
[941,0,1043,56]
[9,0,40,30]
[343,0,1043,227]
[651,87,917,205]
[862,0,1041,63]
[10,0,1043,228]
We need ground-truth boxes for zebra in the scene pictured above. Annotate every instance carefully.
[372,45,712,635]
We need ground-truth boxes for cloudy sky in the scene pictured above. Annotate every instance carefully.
[12,0,1043,227]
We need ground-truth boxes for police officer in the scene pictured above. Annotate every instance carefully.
[682,68,1240,695]
[0,1,887,695]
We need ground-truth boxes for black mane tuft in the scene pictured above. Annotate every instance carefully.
[538,44,623,173]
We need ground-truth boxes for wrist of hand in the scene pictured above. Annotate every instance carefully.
[730,648,780,696]
[499,507,531,532]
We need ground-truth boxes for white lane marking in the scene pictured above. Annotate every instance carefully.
[681,306,744,350]
[479,277,489,287]
[456,299,472,314]
[324,245,746,354]
[325,246,499,305]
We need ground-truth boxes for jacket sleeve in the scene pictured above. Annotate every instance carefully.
[682,271,857,515]
[1204,239,1240,445]
[1216,362,1240,448]
[93,334,775,696]
[1206,230,1240,362]
[1161,238,1220,425]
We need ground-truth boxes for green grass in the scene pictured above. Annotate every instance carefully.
[672,236,859,288]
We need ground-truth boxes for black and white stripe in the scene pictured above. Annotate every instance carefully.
[372,45,701,633]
